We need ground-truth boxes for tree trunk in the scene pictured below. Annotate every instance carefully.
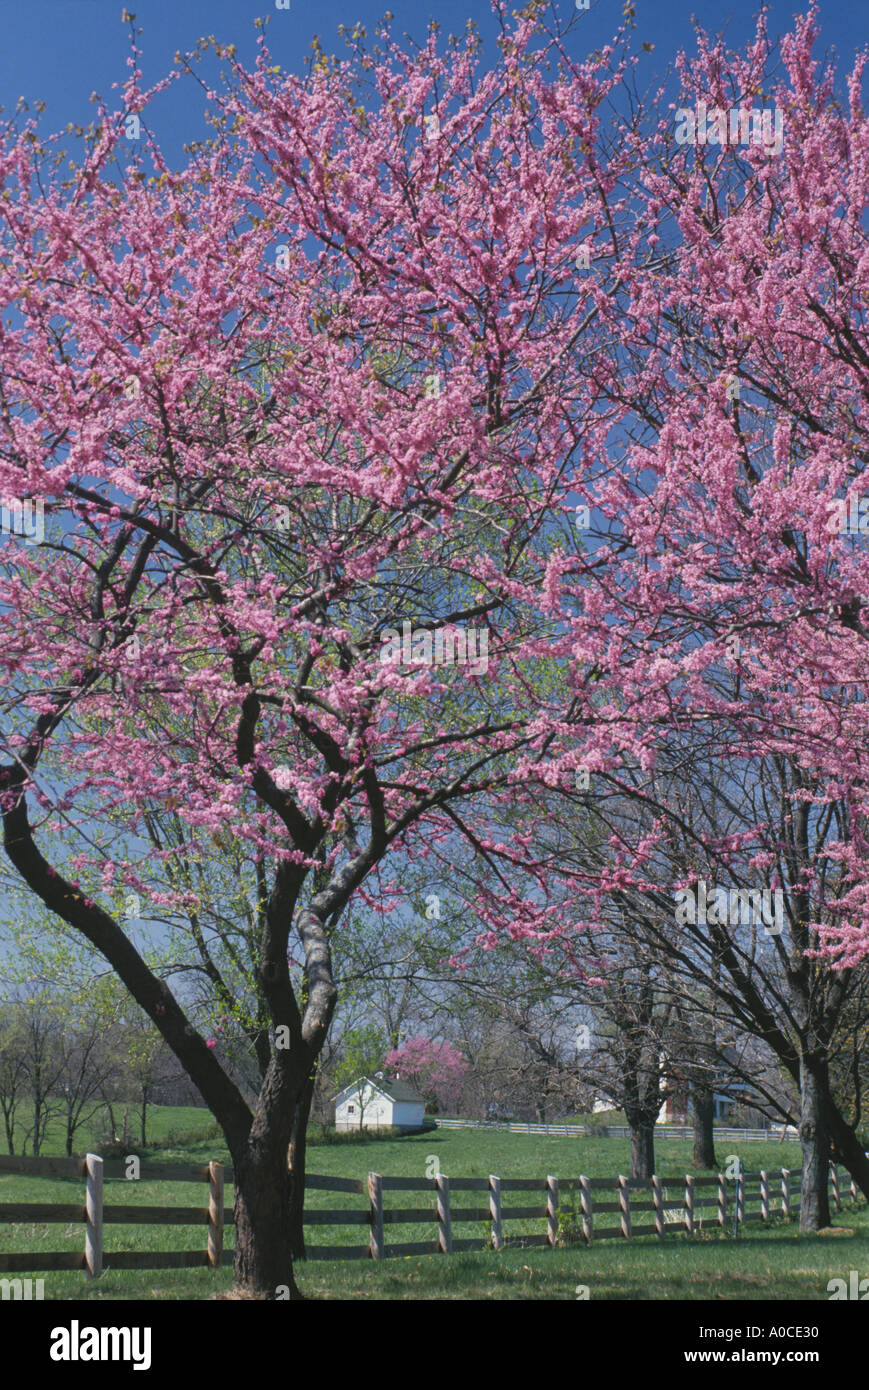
[691,1085,716,1168]
[229,1043,321,1299]
[32,1105,42,1156]
[287,1071,316,1261]
[627,1118,655,1179]
[819,1074,869,1201]
[233,1144,303,1299]
[102,1094,117,1140]
[1,1105,15,1154]
[799,1058,831,1231]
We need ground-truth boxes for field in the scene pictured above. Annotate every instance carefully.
[1,1106,866,1300]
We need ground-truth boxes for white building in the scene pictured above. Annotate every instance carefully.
[333,1074,427,1133]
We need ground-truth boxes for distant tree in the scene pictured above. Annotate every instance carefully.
[55,985,124,1157]
[16,993,64,1156]
[384,1035,469,1115]
[0,917,133,1153]
[0,1005,28,1153]
[114,1007,185,1149]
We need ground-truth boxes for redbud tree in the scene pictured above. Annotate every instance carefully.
[571,4,869,1206]
[450,3,869,1211]
[0,5,656,1296]
[385,1035,470,1113]
[485,0,869,1212]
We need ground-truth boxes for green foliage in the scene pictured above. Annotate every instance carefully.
[332,1024,390,1094]
[554,1186,585,1245]
[312,1124,401,1146]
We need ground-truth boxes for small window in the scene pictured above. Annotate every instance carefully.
[347,1104,355,1113]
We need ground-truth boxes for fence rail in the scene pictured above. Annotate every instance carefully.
[1,1150,865,1273]
[432,1118,798,1141]
[0,1152,226,1276]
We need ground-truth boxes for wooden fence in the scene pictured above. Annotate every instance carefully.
[0,1152,230,1275]
[1,1151,865,1272]
[433,1118,798,1141]
[304,1160,866,1260]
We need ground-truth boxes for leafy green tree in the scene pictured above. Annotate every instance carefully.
[331,1024,390,1129]
[0,1004,28,1153]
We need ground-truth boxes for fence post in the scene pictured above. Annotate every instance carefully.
[618,1175,631,1240]
[85,1153,103,1279]
[831,1162,840,1212]
[489,1175,503,1251]
[580,1175,593,1244]
[368,1172,384,1260]
[652,1174,664,1238]
[760,1170,769,1223]
[781,1168,790,1219]
[436,1174,452,1254]
[736,1167,745,1228]
[717,1172,726,1227]
[207,1161,224,1267]
[684,1175,695,1237]
[546,1175,559,1247]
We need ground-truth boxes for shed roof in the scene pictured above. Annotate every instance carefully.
[335,1074,426,1105]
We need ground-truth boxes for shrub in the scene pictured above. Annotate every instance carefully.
[311,1125,400,1145]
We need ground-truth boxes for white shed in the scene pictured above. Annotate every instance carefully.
[334,1075,426,1133]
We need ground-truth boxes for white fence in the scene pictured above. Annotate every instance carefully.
[432,1118,798,1142]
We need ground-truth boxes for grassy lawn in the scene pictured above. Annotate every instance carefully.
[305,1123,805,1182]
[1,1107,865,1299]
[3,1103,224,1159]
[295,1215,869,1301]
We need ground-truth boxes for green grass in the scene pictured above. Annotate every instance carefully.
[5,1103,223,1160]
[293,1215,869,1301]
[304,1123,805,1182]
[1,1107,865,1299]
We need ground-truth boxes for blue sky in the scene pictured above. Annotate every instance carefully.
[0,1,865,157]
